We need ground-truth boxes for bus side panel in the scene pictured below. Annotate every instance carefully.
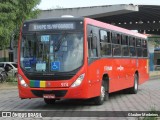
[109,58,136,93]
[138,59,149,84]
[87,58,136,96]
[87,58,121,98]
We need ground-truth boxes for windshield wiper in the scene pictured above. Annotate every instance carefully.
[54,32,67,52]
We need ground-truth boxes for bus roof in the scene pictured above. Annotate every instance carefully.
[24,17,84,23]
[23,17,147,39]
[84,18,147,39]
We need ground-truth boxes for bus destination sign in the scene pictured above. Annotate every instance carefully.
[28,22,75,31]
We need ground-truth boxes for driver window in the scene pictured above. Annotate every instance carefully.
[6,64,12,69]
[88,31,98,58]
[4,64,13,72]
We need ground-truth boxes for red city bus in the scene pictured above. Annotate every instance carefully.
[18,17,149,105]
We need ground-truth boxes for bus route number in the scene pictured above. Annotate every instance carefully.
[61,83,69,87]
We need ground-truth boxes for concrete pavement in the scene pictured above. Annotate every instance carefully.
[0,76,160,119]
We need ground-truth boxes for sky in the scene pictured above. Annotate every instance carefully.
[37,0,160,10]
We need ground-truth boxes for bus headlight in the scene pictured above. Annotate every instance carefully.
[71,73,85,88]
[18,74,28,87]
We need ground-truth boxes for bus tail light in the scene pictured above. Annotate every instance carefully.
[18,74,28,88]
[71,73,85,88]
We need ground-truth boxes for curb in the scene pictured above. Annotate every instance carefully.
[149,76,160,80]
[149,71,160,77]
[149,71,160,80]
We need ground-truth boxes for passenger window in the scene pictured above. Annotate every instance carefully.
[142,40,147,48]
[129,37,135,46]
[137,48,142,57]
[129,47,136,56]
[121,35,128,45]
[143,48,148,57]
[100,30,111,57]
[136,39,141,47]
[111,33,121,44]
[142,39,148,57]
[111,33,117,44]
[100,30,110,42]
[122,46,129,56]
[100,43,111,56]
[136,39,143,57]
[116,34,121,44]
[112,44,121,56]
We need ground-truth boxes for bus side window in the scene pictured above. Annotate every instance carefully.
[137,48,142,57]
[129,37,136,57]
[100,30,111,56]
[129,37,135,46]
[121,35,129,57]
[142,39,147,48]
[112,44,121,56]
[136,39,141,47]
[142,39,148,57]
[136,39,142,57]
[112,33,121,56]
[112,33,117,44]
[117,34,121,44]
[121,35,128,45]
[100,30,109,42]
[129,47,136,56]
[88,32,98,57]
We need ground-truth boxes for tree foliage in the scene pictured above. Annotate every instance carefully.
[0,0,41,49]
[148,36,160,47]
[13,0,41,47]
[0,0,18,49]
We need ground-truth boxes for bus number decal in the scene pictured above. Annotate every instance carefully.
[61,83,69,87]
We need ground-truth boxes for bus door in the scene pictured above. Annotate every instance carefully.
[87,28,101,96]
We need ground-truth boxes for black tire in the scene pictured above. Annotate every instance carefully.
[44,99,56,104]
[94,81,108,105]
[130,74,138,94]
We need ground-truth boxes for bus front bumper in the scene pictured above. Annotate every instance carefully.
[18,85,89,99]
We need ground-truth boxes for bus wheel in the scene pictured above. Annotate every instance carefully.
[94,81,108,105]
[130,74,138,94]
[44,99,56,104]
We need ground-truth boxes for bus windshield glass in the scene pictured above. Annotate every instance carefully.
[20,32,83,73]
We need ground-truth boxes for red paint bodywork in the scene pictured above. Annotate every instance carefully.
[18,18,149,99]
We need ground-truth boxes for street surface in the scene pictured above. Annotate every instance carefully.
[0,78,160,120]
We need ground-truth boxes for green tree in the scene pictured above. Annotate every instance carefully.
[13,0,41,48]
[0,0,18,49]
[0,0,41,49]
[148,36,160,47]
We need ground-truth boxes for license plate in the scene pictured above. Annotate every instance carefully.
[43,94,55,99]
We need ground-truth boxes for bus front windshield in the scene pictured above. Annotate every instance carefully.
[20,32,83,73]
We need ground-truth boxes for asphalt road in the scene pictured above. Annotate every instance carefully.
[0,78,160,120]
